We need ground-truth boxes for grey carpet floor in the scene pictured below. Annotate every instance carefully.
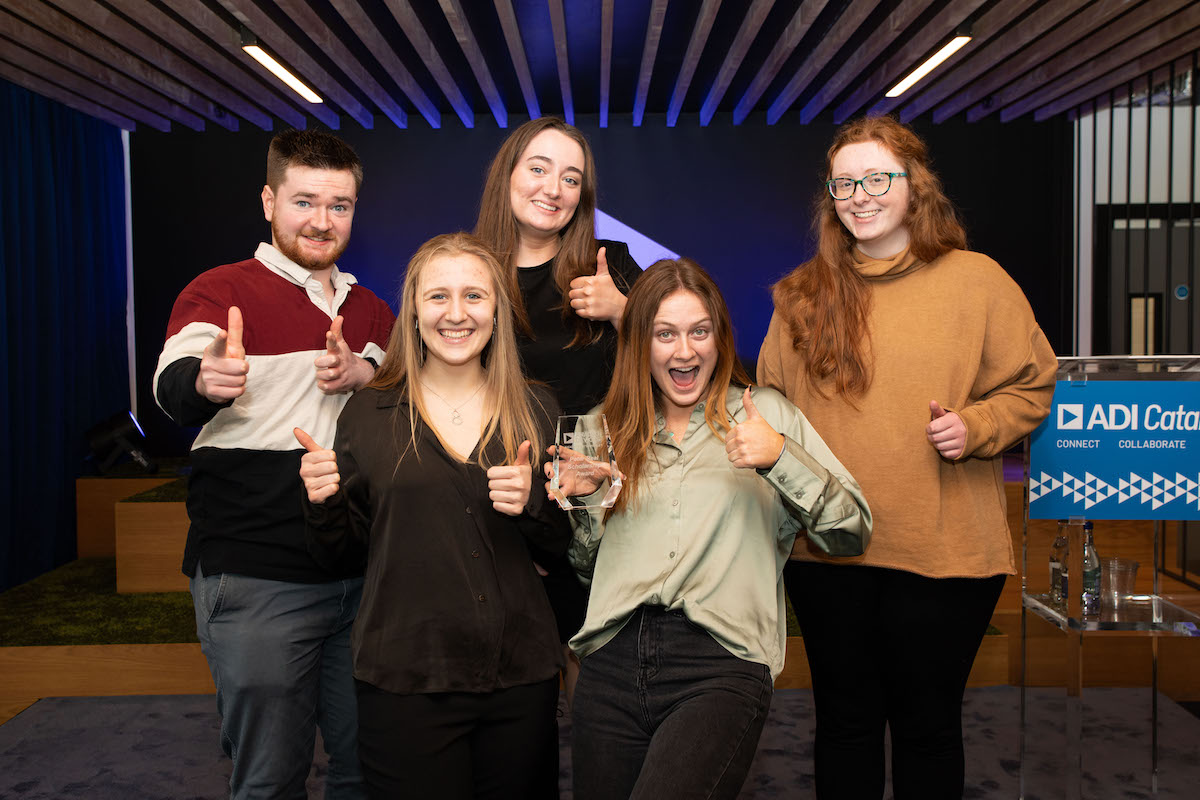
[2,688,1198,799]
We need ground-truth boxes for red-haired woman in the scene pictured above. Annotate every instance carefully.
[758,116,1057,799]
[554,259,870,800]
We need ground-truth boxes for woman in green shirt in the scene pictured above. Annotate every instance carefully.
[552,258,871,800]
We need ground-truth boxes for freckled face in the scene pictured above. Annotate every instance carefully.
[417,254,496,369]
[649,291,718,420]
[830,140,911,258]
[261,166,356,270]
[508,129,585,241]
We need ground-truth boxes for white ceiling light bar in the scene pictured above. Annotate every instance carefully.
[885,34,972,99]
[241,30,323,105]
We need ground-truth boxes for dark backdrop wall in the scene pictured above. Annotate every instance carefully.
[131,114,1072,455]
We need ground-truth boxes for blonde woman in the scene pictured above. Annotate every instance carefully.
[297,232,568,799]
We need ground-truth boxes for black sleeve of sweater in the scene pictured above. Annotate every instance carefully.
[156,357,233,428]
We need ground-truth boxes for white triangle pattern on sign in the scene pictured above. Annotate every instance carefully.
[1030,471,1200,510]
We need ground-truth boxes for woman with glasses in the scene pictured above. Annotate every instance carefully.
[757,116,1056,799]
[556,258,870,800]
[298,232,568,799]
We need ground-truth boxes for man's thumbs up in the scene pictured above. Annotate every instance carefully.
[224,306,245,360]
[295,427,341,503]
[325,315,345,354]
[315,314,373,395]
[725,387,785,469]
[487,440,533,516]
[196,306,249,403]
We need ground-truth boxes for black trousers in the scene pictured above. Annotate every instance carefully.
[786,561,1005,800]
[571,606,774,800]
[355,677,560,800]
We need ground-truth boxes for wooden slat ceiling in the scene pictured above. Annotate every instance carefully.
[1,0,1196,133]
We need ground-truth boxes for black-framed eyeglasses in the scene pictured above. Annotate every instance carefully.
[825,172,907,200]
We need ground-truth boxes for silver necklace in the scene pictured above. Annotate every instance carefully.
[421,381,484,425]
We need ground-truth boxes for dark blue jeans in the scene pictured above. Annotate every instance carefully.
[571,606,774,800]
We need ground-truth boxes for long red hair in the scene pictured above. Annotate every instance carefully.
[604,258,750,517]
[772,116,966,397]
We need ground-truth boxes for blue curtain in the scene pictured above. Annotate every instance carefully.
[1,79,129,592]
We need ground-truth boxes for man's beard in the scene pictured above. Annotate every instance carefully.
[273,220,348,271]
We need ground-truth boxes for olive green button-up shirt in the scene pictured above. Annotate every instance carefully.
[568,386,871,679]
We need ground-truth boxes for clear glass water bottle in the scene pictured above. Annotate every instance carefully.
[1050,522,1068,605]
[1081,522,1100,616]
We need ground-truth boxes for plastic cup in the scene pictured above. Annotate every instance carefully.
[1101,557,1138,609]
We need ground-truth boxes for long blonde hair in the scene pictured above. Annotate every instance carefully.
[369,232,546,469]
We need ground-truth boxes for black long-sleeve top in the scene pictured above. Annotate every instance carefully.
[516,239,641,416]
[304,383,569,695]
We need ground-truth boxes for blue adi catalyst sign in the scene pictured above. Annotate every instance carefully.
[1029,380,1200,520]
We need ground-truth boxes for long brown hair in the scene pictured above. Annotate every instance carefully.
[772,115,966,398]
[368,232,546,469]
[604,258,751,517]
[473,116,612,347]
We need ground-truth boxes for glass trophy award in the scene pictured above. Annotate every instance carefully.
[549,414,622,511]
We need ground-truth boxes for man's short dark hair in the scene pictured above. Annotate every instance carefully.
[266,129,363,193]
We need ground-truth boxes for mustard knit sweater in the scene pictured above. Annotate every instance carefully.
[757,247,1057,578]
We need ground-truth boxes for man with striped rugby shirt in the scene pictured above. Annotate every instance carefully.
[154,129,393,799]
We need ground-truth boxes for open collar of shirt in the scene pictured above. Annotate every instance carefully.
[652,398,714,454]
[254,241,358,316]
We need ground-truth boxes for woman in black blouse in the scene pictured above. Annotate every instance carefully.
[474,116,641,701]
[297,232,568,799]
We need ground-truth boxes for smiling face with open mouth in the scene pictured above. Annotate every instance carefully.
[830,140,911,259]
[649,290,718,425]
[508,129,585,243]
[416,253,496,370]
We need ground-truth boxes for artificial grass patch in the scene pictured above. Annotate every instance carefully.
[0,558,196,646]
[122,477,189,503]
[0,558,1000,646]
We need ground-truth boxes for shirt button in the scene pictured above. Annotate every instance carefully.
[669,551,676,559]
[478,593,487,603]
[650,594,660,605]
[471,549,480,558]
[672,499,679,507]
[465,507,472,515]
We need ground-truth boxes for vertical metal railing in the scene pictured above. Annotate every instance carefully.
[1072,56,1200,591]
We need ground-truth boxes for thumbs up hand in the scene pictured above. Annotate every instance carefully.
[295,427,341,504]
[314,315,374,395]
[726,388,786,469]
[926,400,966,460]
[196,306,249,403]
[568,246,627,325]
[487,440,533,516]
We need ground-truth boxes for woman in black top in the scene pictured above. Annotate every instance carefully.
[297,232,568,799]
[474,116,641,701]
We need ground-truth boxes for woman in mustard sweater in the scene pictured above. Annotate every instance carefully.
[757,116,1057,799]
